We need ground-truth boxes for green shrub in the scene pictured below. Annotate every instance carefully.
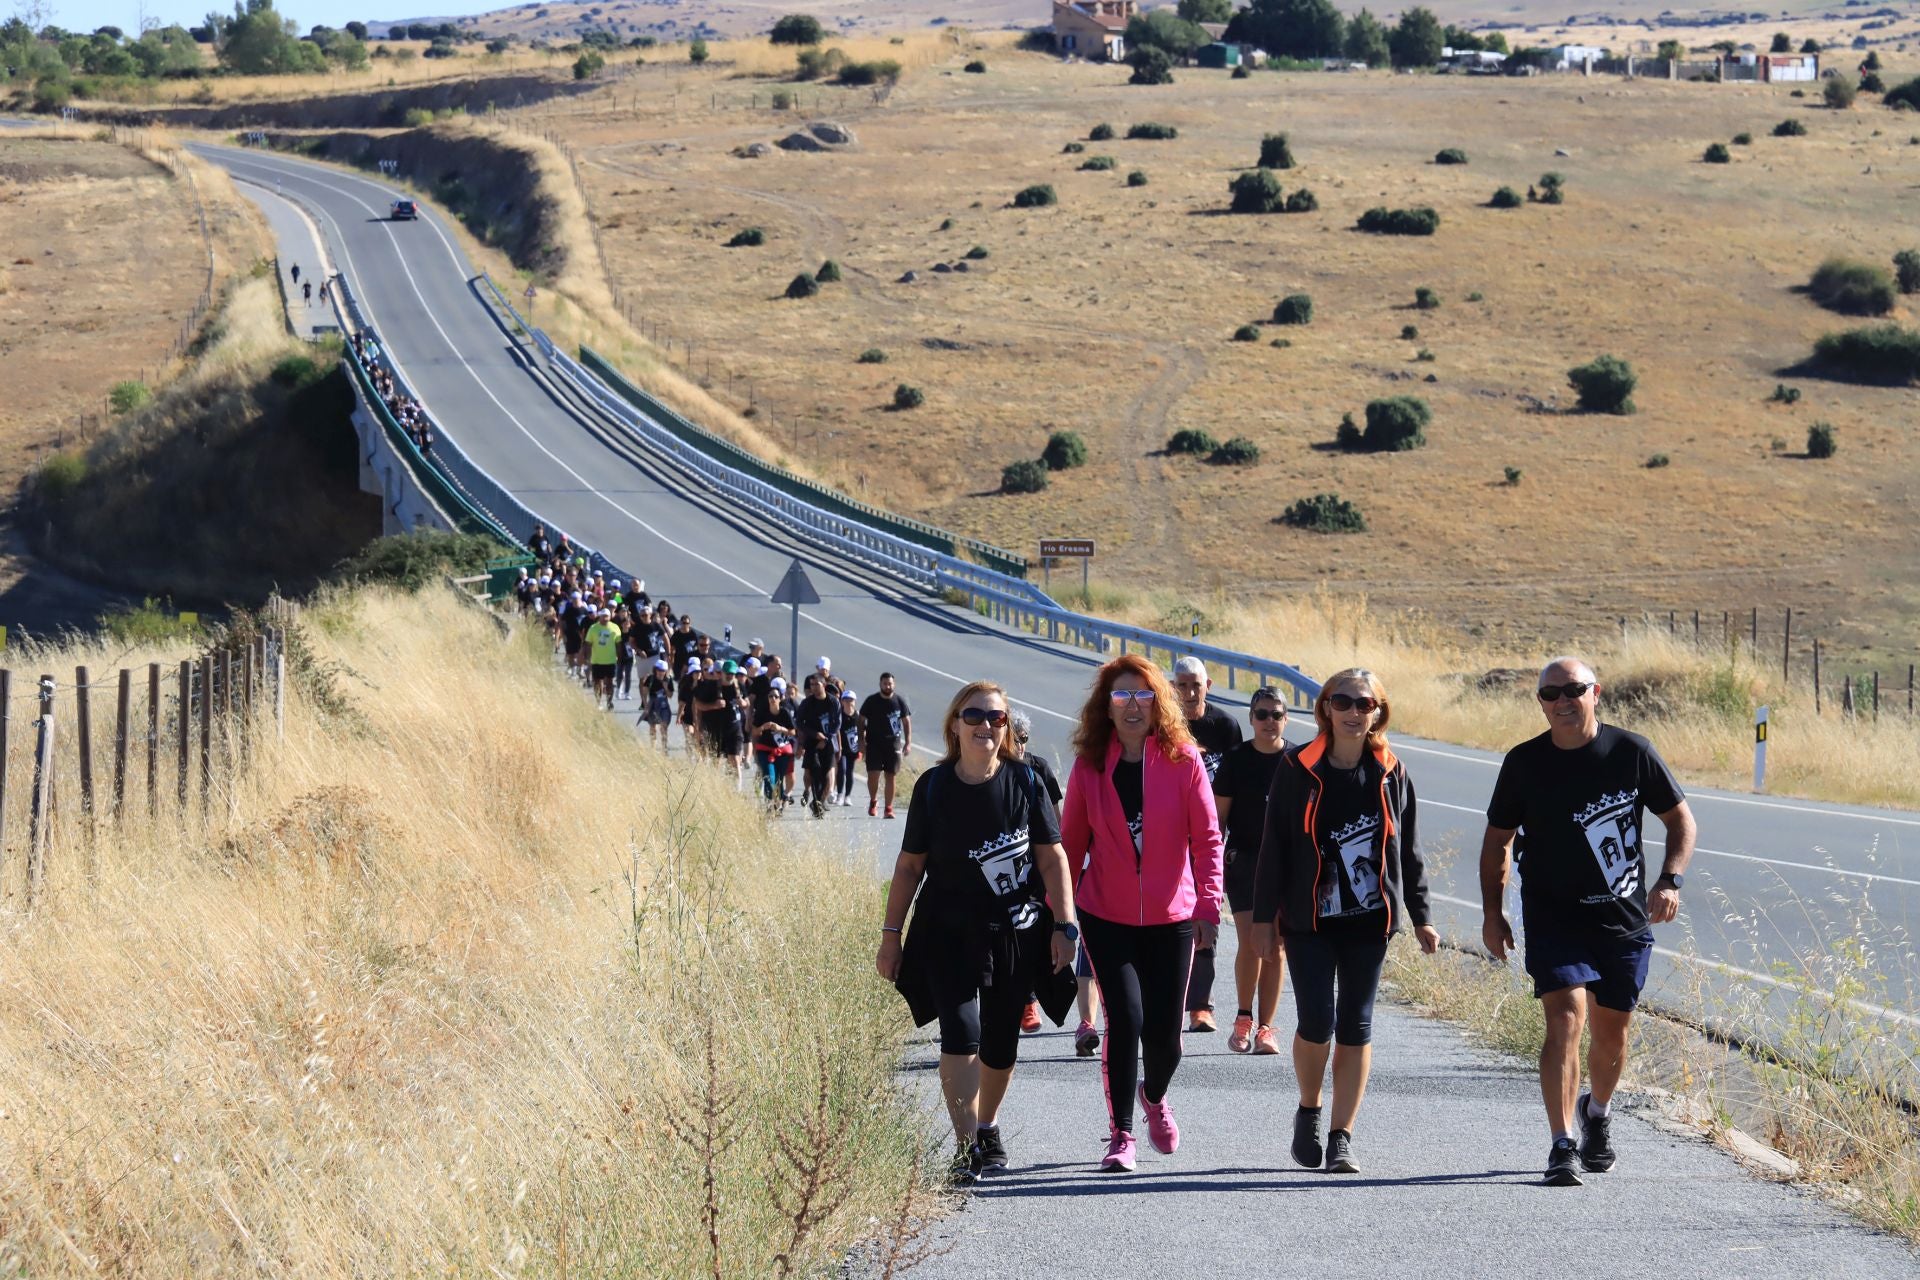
[1772,117,1808,137]
[1167,427,1218,455]
[1258,132,1296,169]
[1895,249,1920,294]
[34,451,88,503]
[1861,70,1885,94]
[1811,323,1920,383]
[1362,395,1431,451]
[572,50,604,79]
[770,89,796,110]
[836,58,900,85]
[1013,183,1058,208]
[1233,323,1262,341]
[1280,492,1366,533]
[939,216,955,230]
[1490,185,1522,208]
[1703,141,1731,163]
[1770,383,1801,403]
[1809,256,1897,315]
[269,355,319,387]
[964,59,987,73]
[1504,465,1522,486]
[402,106,434,127]
[1401,324,1419,340]
[1042,430,1088,470]
[1414,286,1440,310]
[1824,73,1858,109]
[1127,122,1178,139]
[1090,122,1115,141]
[1415,348,1435,362]
[726,226,766,247]
[1270,338,1291,349]
[1732,131,1752,145]
[769,13,825,44]
[1465,291,1484,302]
[1645,452,1671,468]
[1229,167,1285,213]
[1127,46,1175,84]
[109,380,152,414]
[1863,50,1882,70]
[1807,421,1837,458]
[816,258,842,282]
[965,245,990,260]
[1335,412,1362,449]
[1232,63,1251,78]
[1273,293,1313,325]
[1434,147,1469,164]
[1127,169,1149,187]
[1886,76,1920,111]
[857,347,887,363]
[334,530,504,591]
[1080,155,1117,171]
[786,271,819,298]
[1357,205,1440,235]
[892,383,925,410]
[1532,172,1566,204]
[1063,141,1085,154]
[1002,458,1049,493]
[1567,354,1637,413]
[1284,188,1317,212]
[1210,436,1260,465]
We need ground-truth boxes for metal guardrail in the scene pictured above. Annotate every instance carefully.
[479,274,1322,705]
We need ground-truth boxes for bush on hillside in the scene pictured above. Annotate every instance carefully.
[1210,436,1260,465]
[1279,492,1366,532]
[964,59,988,72]
[1732,131,1753,145]
[1042,430,1088,470]
[1233,323,1262,341]
[1258,132,1296,169]
[786,271,819,298]
[1128,169,1150,187]
[269,356,321,387]
[1013,183,1058,208]
[892,383,925,409]
[1434,147,1469,164]
[1167,427,1218,455]
[1861,70,1885,94]
[770,89,796,109]
[1401,324,1419,340]
[1229,167,1285,213]
[1063,141,1085,153]
[1885,75,1920,111]
[836,58,902,85]
[1080,155,1117,170]
[856,347,887,363]
[572,50,604,79]
[1567,354,1637,413]
[1233,63,1252,78]
[1273,293,1313,324]
[1128,122,1178,139]
[1090,122,1115,140]
[1490,185,1523,207]
[769,13,825,44]
[1358,205,1439,235]
[1811,324,1920,383]
[1809,256,1897,315]
[1414,286,1440,310]
[1532,172,1566,204]
[1362,395,1431,450]
[1645,453,1671,468]
[726,226,766,247]
[1704,141,1731,163]
[1770,383,1801,403]
[1002,458,1049,493]
[1773,117,1808,136]
[1335,412,1362,449]
[1895,249,1920,294]
[816,259,842,282]
[1807,421,1837,458]
[1128,45,1176,84]
[965,245,991,260]
[334,530,505,591]
[34,452,88,503]
[109,381,152,414]
[1284,187,1318,212]
[1824,73,1858,109]
[794,46,846,80]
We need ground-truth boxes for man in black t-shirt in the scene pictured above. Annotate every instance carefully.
[1172,656,1244,1030]
[1479,656,1697,1188]
[860,672,912,819]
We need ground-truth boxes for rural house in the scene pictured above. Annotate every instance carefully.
[1718,50,1820,81]
[1050,0,1134,61]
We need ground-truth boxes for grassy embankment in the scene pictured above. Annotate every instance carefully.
[0,584,935,1275]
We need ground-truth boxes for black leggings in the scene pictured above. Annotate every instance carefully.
[1079,913,1195,1134]
[1186,946,1216,1012]
[803,748,835,802]
[926,942,1027,1071]
[1285,929,1390,1046]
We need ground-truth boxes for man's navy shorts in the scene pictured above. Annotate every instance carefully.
[1524,927,1654,1012]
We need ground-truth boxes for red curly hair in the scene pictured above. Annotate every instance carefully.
[1072,653,1194,766]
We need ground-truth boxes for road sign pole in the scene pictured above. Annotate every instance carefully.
[1752,705,1769,793]
[769,558,822,670]
[789,601,800,676]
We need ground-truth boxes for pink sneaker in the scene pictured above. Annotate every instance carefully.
[1138,1083,1180,1155]
[1227,1014,1255,1054]
[1099,1129,1137,1173]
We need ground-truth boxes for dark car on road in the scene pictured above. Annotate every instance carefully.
[390,199,418,221]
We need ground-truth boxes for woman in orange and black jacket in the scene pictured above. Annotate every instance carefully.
[1251,668,1439,1176]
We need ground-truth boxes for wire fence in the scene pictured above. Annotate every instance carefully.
[1627,605,1918,719]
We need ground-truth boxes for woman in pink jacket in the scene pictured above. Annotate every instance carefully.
[1062,653,1226,1173]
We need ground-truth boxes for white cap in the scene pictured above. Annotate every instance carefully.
[686,658,701,674]
[815,656,831,670]
[653,658,669,670]
[608,579,621,591]
[770,677,787,691]
[749,638,763,648]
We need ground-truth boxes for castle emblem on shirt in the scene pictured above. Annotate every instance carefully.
[1572,790,1641,898]
[1319,815,1384,916]
[972,827,1039,927]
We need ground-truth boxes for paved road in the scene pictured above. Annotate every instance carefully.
[186,141,1920,1031]
[229,179,338,340]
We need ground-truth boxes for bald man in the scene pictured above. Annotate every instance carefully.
[1478,656,1696,1188]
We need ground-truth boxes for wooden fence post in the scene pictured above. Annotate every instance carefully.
[114,669,130,819]
[28,675,54,908]
[241,641,255,771]
[0,669,10,883]
[75,665,95,832]
[1910,664,1915,716]
[1813,637,1822,715]
[199,654,212,811]
[1843,672,1854,717]
[147,663,160,818]
[1750,607,1758,649]
[274,630,285,742]
[1873,670,1880,719]
[1783,608,1792,682]
[177,660,190,809]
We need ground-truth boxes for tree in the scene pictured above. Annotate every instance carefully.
[1656,38,1684,60]
[1567,354,1637,414]
[345,20,367,39]
[1228,167,1284,213]
[221,0,325,74]
[768,13,823,45]
[1801,37,1821,54]
[572,49,603,78]
[1823,72,1857,108]
[1862,49,1880,70]
[1894,249,1920,295]
[1125,9,1208,60]
[1127,44,1174,84]
[1389,6,1443,68]
[1769,31,1791,53]
[689,36,707,63]
[1227,0,1345,60]
[1344,8,1389,65]
[1177,0,1233,21]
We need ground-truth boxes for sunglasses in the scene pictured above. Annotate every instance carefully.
[1015,734,1031,745]
[1537,681,1594,702]
[958,708,1010,728]
[1109,689,1157,705]
[1326,694,1380,713]
[1251,708,1286,723]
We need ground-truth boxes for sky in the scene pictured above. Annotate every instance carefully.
[30,0,470,36]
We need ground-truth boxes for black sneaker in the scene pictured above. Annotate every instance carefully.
[1324,1129,1359,1173]
[947,1139,981,1188]
[1291,1106,1324,1169]
[1545,1137,1584,1187]
[974,1125,1010,1174]
[1576,1091,1616,1172]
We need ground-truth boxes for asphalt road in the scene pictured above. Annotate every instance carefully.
[190,139,1920,1033]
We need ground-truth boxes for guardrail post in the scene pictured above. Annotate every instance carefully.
[28,675,54,909]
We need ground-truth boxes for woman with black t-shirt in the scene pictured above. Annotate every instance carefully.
[796,674,842,818]
[1212,687,1290,1056]
[877,681,1078,1186]
[752,682,798,810]
[1252,668,1439,1175]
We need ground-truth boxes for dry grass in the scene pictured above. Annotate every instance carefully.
[73,45,580,106]
[0,585,932,1275]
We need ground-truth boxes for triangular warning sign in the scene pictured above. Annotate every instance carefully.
[770,558,822,606]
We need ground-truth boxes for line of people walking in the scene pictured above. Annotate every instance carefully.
[876,652,1696,1189]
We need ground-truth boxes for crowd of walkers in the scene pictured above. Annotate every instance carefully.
[510,525,916,817]
[349,331,435,455]
[876,652,1697,1191]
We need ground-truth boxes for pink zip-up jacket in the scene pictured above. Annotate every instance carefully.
[1062,737,1225,926]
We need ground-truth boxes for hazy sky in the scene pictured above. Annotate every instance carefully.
[34,0,463,35]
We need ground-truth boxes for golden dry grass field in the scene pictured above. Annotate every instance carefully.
[540,44,1920,669]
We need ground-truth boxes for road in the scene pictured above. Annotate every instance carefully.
[189,139,1920,1032]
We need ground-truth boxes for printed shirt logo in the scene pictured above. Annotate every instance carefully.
[1573,789,1642,900]
[1200,749,1225,783]
[1318,814,1385,918]
[973,826,1040,928]
[887,709,904,740]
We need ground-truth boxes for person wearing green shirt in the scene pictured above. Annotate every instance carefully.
[586,608,622,711]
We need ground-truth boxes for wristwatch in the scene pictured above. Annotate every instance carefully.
[1054,921,1080,942]
[1655,872,1684,892]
